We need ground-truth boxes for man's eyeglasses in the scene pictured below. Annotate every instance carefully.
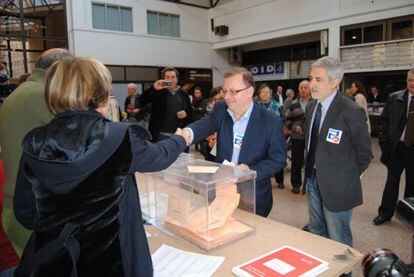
[221,86,251,96]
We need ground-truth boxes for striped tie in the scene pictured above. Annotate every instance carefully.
[404,96,414,147]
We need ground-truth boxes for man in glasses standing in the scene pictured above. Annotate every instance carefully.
[183,67,287,217]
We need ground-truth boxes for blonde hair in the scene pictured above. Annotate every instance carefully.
[45,57,112,115]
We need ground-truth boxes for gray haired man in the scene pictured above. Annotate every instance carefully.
[304,56,372,247]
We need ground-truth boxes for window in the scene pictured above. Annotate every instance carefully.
[391,20,413,40]
[147,11,180,37]
[341,16,414,46]
[344,28,362,45]
[363,24,383,43]
[92,3,132,32]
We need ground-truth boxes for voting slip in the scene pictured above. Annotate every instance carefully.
[152,244,224,277]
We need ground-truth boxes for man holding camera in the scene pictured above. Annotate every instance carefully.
[140,67,193,142]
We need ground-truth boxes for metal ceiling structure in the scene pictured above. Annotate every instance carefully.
[161,0,220,9]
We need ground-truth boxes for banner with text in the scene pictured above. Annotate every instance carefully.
[246,62,289,81]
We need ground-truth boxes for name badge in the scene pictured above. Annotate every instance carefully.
[233,133,244,149]
[326,128,343,144]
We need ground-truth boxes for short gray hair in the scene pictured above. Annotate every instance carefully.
[127,83,137,90]
[311,56,344,82]
[35,48,73,70]
[286,89,295,97]
[408,67,414,76]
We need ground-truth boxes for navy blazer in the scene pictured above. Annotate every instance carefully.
[187,101,287,217]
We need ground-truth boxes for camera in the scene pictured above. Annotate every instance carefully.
[161,81,172,87]
[361,248,414,276]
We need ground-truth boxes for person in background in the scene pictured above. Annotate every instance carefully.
[205,86,223,115]
[0,63,9,84]
[283,88,295,113]
[13,57,188,276]
[107,95,122,122]
[374,68,414,225]
[285,80,311,194]
[0,48,73,253]
[273,85,284,107]
[124,83,146,125]
[0,146,19,277]
[257,84,282,115]
[304,57,372,247]
[191,86,207,151]
[350,81,371,134]
[256,84,285,189]
[367,85,385,104]
[200,86,223,161]
[192,86,207,122]
[140,67,193,142]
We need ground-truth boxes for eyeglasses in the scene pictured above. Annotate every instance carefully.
[221,86,251,96]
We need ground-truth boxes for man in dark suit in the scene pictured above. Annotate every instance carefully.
[140,67,193,142]
[124,83,146,124]
[305,57,372,246]
[183,67,287,217]
[367,85,385,103]
[373,68,414,225]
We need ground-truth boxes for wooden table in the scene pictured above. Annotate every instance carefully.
[146,212,362,276]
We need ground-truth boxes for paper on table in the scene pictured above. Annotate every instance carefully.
[222,159,235,167]
[210,143,217,157]
[146,231,152,238]
[187,165,219,174]
[152,244,225,277]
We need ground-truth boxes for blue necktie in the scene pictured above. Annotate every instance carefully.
[305,103,322,177]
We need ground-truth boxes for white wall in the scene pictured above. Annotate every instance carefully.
[208,0,414,58]
[69,0,213,68]
[67,0,414,84]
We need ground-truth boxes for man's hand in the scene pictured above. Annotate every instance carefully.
[133,108,140,113]
[177,110,187,119]
[175,128,190,146]
[207,134,217,148]
[154,79,173,90]
[236,164,250,170]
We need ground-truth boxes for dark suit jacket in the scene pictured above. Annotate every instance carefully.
[140,87,193,141]
[367,92,385,103]
[378,90,410,165]
[304,92,372,212]
[124,95,146,121]
[187,101,287,217]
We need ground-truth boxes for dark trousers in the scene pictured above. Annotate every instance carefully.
[291,138,305,188]
[378,142,414,218]
[275,170,284,184]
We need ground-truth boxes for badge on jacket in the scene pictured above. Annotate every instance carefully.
[326,128,343,144]
[233,133,244,149]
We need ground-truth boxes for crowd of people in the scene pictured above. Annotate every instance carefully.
[0,48,413,276]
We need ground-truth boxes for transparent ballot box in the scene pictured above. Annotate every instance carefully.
[136,153,196,220]
[151,159,256,250]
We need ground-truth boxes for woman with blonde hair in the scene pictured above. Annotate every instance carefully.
[14,57,188,276]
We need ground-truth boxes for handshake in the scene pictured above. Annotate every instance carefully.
[175,128,191,146]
